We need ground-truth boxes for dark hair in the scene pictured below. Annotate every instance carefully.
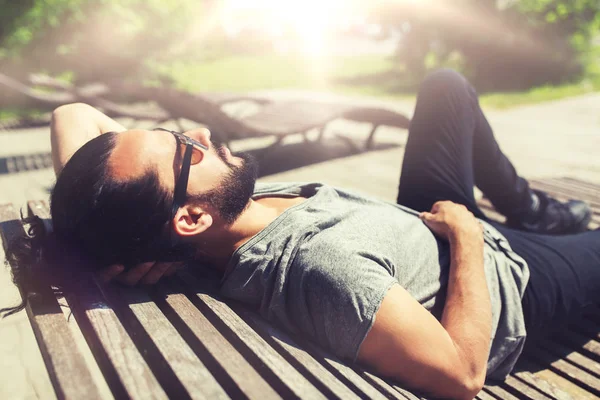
[1,132,173,317]
[51,132,176,266]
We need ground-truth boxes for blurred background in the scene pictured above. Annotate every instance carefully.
[2,0,600,120]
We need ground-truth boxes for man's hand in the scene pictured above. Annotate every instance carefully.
[98,261,183,286]
[359,200,490,399]
[419,201,483,242]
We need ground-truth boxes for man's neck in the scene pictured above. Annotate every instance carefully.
[195,196,306,270]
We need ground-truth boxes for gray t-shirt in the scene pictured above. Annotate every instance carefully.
[220,182,530,379]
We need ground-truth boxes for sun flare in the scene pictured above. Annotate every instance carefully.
[221,0,357,56]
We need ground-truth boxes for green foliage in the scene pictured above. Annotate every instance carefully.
[516,0,600,48]
[0,0,208,83]
[370,0,600,90]
[0,0,85,53]
[2,0,599,111]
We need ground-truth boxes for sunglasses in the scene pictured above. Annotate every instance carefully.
[152,128,209,219]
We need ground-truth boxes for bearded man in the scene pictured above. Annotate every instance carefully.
[7,70,598,400]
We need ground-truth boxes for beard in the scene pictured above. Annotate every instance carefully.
[189,148,258,225]
[163,147,258,263]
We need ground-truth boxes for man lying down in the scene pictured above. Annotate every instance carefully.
[4,70,599,400]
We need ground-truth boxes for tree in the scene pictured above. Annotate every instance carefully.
[370,0,600,90]
[0,0,214,109]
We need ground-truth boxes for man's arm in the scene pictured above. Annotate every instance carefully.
[51,103,126,175]
[358,201,490,400]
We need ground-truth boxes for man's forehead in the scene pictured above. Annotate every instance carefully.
[108,129,176,182]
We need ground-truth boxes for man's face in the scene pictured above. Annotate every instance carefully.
[109,128,257,224]
[191,145,258,224]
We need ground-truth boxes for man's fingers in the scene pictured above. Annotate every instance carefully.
[117,262,154,286]
[430,202,443,212]
[419,212,434,220]
[103,261,184,287]
[420,213,439,228]
[98,264,125,283]
[140,262,173,285]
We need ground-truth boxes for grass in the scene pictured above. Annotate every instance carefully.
[157,54,600,109]
[479,75,600,109]
[0,108,46,122]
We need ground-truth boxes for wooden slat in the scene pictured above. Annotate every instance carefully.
[231,305,368,400]
[483,384,520,400]
[77,289,169,400]
[297,342,391,400]
[0,208,56,400]
[562,177,600,193]
[228,286,405,400]
[540,178,600,206]
[388,384,424,400]
[548,333,600,372]
[185,275,412,400]
[512,374,575,400]
[28,200,169,400]
[177,272,327,399]
[526,345,600,396]
[151,283,280,399]
[0,204,102,399]
[502,375,552,400]
[475,389,498,400]
[54,294,115,400]
[260,321,400,400]
[105,284,229,399]
[362,371,416,400]
[512,358,577,400]
[542,177,600,199]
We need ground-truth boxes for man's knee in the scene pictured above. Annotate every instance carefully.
[418,69,472,100]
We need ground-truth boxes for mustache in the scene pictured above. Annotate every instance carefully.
[215,143,230,162]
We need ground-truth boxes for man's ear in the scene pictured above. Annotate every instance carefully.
[172,206,213,237]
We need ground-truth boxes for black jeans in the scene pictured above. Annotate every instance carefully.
[396,69,600,337]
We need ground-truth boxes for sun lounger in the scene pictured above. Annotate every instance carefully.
[1,73,411,149]
[1,177,599,399]
[238,100,411,149]
[115,86,411,150]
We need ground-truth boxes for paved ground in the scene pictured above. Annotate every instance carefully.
[0,92,599,397]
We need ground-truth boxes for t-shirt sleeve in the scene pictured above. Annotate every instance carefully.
[278,243,398,362]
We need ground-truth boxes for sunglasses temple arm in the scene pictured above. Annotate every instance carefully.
[172,144,193,216]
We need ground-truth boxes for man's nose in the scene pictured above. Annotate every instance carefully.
[186,128,211,148]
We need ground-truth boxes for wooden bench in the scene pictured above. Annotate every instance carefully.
[0,177,598,400]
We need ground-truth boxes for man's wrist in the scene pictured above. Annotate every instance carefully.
[448,224,483,246]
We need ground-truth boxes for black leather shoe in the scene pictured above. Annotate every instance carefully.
[506,190,592,234]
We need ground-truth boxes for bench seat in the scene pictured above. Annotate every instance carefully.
[0,176,599,399]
